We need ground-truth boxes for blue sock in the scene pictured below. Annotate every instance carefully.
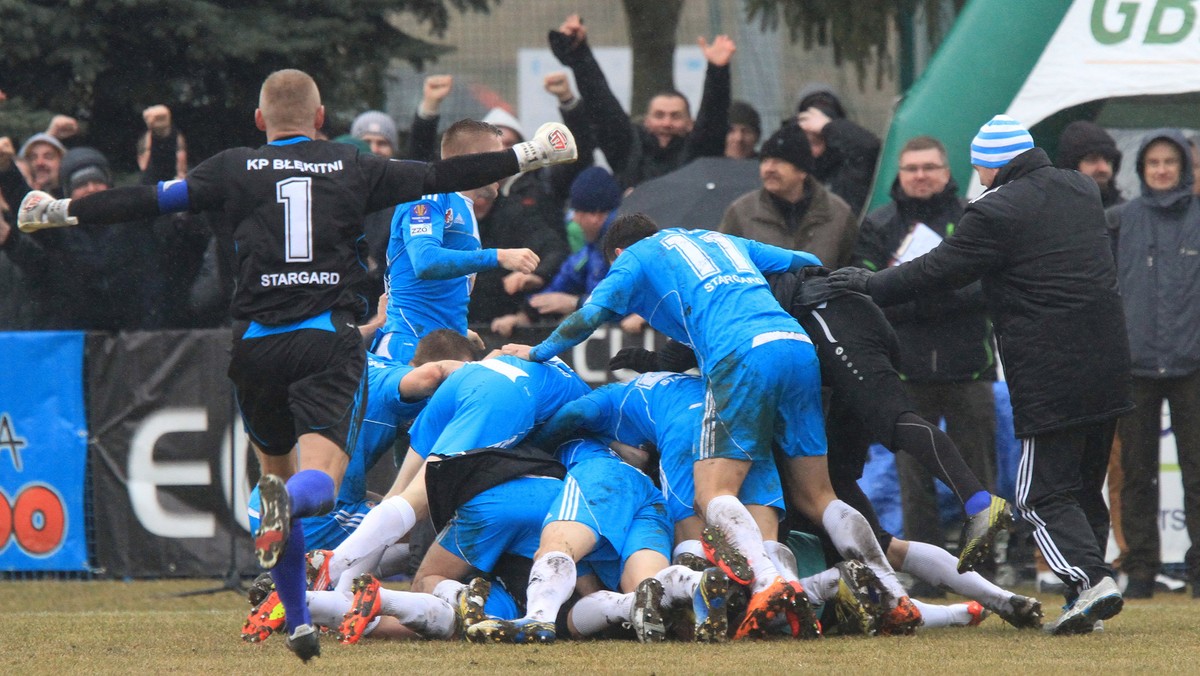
[964,490,992,516]
[287,469,335,518]
[270,521,312,633]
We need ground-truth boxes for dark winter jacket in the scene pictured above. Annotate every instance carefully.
[719,176,857,268]
[812,117,881,216]
[549,31,728,189]
[1106,129,1200,379]
[855,177,995,382]
[866,148,1132,437]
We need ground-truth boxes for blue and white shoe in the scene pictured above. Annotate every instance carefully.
[1043,576,1123,635]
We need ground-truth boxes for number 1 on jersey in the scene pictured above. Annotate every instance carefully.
[662,232,756,279]
[277,177,313,262]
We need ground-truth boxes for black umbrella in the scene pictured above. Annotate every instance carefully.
[616,157,761,231]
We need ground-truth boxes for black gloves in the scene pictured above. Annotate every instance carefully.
[609,347,659,374]
[826,267,874,295]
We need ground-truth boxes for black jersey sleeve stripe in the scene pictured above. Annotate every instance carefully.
[422,150,521,195]
[70,185,160,225]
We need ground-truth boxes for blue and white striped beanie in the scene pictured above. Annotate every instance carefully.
[970,115,1035,168]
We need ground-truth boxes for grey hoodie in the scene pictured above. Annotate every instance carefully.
[1107,128,1200,378]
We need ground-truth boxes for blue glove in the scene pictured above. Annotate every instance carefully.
[826,267,874,294]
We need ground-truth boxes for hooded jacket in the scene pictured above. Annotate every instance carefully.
[867,148,1132,437]
[1107,129,1200,378]
[1055,120,1123,207]
[856,177,995,382]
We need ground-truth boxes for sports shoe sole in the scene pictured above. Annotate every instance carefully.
[255,475,291,570]
[997,594,1044,630]
[787,582,822,640]
[241,590,285,643]
[285,623,321,662]
[879,596,923,636]
[458,577,491,635]
[694,568,731,643]
[466,620,516,644]
[1048,594,1124,636]
[958,497,1013,574]
[733,578,796,640]
[337,574,382,644]
[631,578,667,643]
[702,526,753,587]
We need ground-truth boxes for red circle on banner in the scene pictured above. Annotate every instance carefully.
[0,492,11,550]
[13,486,65,556]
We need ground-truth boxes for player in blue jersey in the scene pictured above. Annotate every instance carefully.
[503,213,920,637]
[373,119,541,364]
[322,354,590,596]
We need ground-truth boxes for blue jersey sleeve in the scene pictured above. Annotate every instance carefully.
[529,390,614,449]
[737,235,823,273]
[400,199,498,280]
[528,303,619,362]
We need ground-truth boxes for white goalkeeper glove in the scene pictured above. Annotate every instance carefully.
[18,190,77,232]
[513,122,577,172]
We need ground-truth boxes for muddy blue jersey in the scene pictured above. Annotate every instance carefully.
[532,229,819,370]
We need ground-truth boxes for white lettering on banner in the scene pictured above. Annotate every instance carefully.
[128,408,214,538]
[220,416,254,533]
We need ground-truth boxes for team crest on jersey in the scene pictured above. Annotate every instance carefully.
[410,203,432,236]
[445,208,453,225]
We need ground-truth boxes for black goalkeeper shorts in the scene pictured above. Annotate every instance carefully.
[229,310,367,456]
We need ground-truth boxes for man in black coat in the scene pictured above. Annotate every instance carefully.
[829,115,1133,636]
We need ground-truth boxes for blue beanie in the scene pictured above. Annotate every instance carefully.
[569,167,622,212]
[970,115,1035,168]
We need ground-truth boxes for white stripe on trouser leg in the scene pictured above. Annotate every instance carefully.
[1015,437,1090,588]
[559,477,581,522]
[700,388,717,461]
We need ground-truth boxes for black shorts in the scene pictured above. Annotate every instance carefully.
[797,294,914,475]
[229,310,367,456]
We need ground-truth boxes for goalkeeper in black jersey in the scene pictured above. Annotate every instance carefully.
[18,68,577,662]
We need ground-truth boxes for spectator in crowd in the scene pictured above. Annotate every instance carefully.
[548,13,733,188]
[725,100,761,159]
[1107,128,1200,599]
[1055,120,1123,208]
[794,83,881,215]
[467,161,570,330]
[718,122,858,268]
[489,166,624,337]
[406,74,453,162]
[16,132,67,195]
[351,110,400,159]
[2,147,163,330]
[0,134,36,329]
[481,102,591,235]
[854,135,997,583]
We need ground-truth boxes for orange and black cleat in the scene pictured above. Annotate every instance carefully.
[701,525,753,587]
[733,576,796,640]
[337,573,383,644]
[242,590,286,643]
[879,595,923,636]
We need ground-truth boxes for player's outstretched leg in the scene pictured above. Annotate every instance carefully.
[338,573,384,645]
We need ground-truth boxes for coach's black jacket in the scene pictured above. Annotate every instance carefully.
[865,148,1133,437]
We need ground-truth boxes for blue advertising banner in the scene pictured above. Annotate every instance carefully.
[0,331,88,571]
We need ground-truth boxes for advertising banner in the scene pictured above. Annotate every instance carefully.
[0,331,89,572]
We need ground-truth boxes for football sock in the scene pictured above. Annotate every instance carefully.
[964,491,993,516]
[654,565,702,605]
[765,540,801,583]
[525,552,576,622]
[570,591,633,637]
[900,540,1009,610]
[378,543,411,579]
[705,495,780,593]
[305,589,350,627]
[798,567,840,605]
[673,539,705,561]
[910,599,973,628]
[330,495,416,593]
[893,412,986,506]
[379,589,456,639]
[286,469,335,518]
[822,499,908,599]
[270,521,312,632]
[431,579,465,607]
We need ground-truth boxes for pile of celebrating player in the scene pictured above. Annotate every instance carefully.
[17,67,1056,662]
